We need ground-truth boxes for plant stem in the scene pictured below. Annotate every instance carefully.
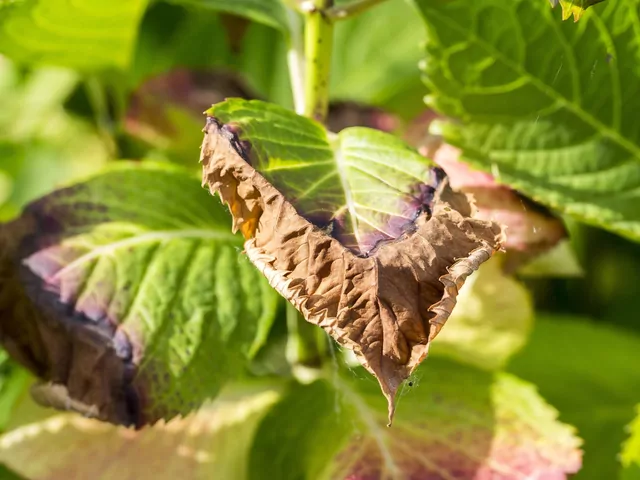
[303,0,334,122]
[286,8,306,115]
[286,303,326,373]
[325,0,387,20]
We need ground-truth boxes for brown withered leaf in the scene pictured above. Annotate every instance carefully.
[200,110,504,423]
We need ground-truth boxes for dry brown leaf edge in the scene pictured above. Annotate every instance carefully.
[200,118,505,424]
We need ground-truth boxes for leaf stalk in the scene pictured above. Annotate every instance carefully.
[303,0,334,122]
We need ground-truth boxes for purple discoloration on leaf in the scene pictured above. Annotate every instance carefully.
[206,108,447,256]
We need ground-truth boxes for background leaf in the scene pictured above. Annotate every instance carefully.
[250,360,581,479]
[0,61,109,220]
[330,0,427,119]
[0,384,280,480]
[168,0,289,33]
[129,2,235,87]
[509,315,640,479]
[0,0,149,70]
[0,163,279,425]
[430,255,533,370]
[416,0,640,242]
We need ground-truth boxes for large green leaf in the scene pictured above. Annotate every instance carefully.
[416,0,640,242]
[250,360,581,479]
[0,383,280,479]
[168,0,289,33]
[509,315,640,479]
[0,0,149,70]
[622,406,640,480]
[208,98,441,254]
[0,163,278,426]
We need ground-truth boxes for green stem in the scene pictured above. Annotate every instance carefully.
[286,8,306,114]
[325,0,388,20]
[286,303,326,371]
[303,0,334,122]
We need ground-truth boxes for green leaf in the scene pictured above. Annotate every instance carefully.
[0,62,109,219]
[509,315,640,479]
[430,255,533,370]
[0,464,25,480]
[331,0,427,118]
[250,360,581,479]
[208,98,440,254]
[168,0,289,33]
[236,22,293,110]
[129,2,234,87]
[0,384,280,479]
[417,0,640,242]
[0,0,149,70]
[0,163,279,426]
[550,0,607,22]
[622,406,640,480]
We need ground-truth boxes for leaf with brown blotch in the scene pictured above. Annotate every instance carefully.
[0,163,278,427]
[200,99,505,423]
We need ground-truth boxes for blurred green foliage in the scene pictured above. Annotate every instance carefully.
[0,0,638,479]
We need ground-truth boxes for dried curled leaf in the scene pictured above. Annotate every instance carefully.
[200,108,504,422]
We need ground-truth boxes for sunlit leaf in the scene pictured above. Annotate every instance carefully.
[250,360,581,479]
[430,256,533,370]
[0,0,149,70]
[0,163,278,426]
[417,0,640,243]
[0,384,280,479]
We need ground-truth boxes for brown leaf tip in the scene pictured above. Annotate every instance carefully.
[204,116,252,165]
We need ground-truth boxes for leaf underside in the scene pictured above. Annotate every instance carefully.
[200,100,504,422]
